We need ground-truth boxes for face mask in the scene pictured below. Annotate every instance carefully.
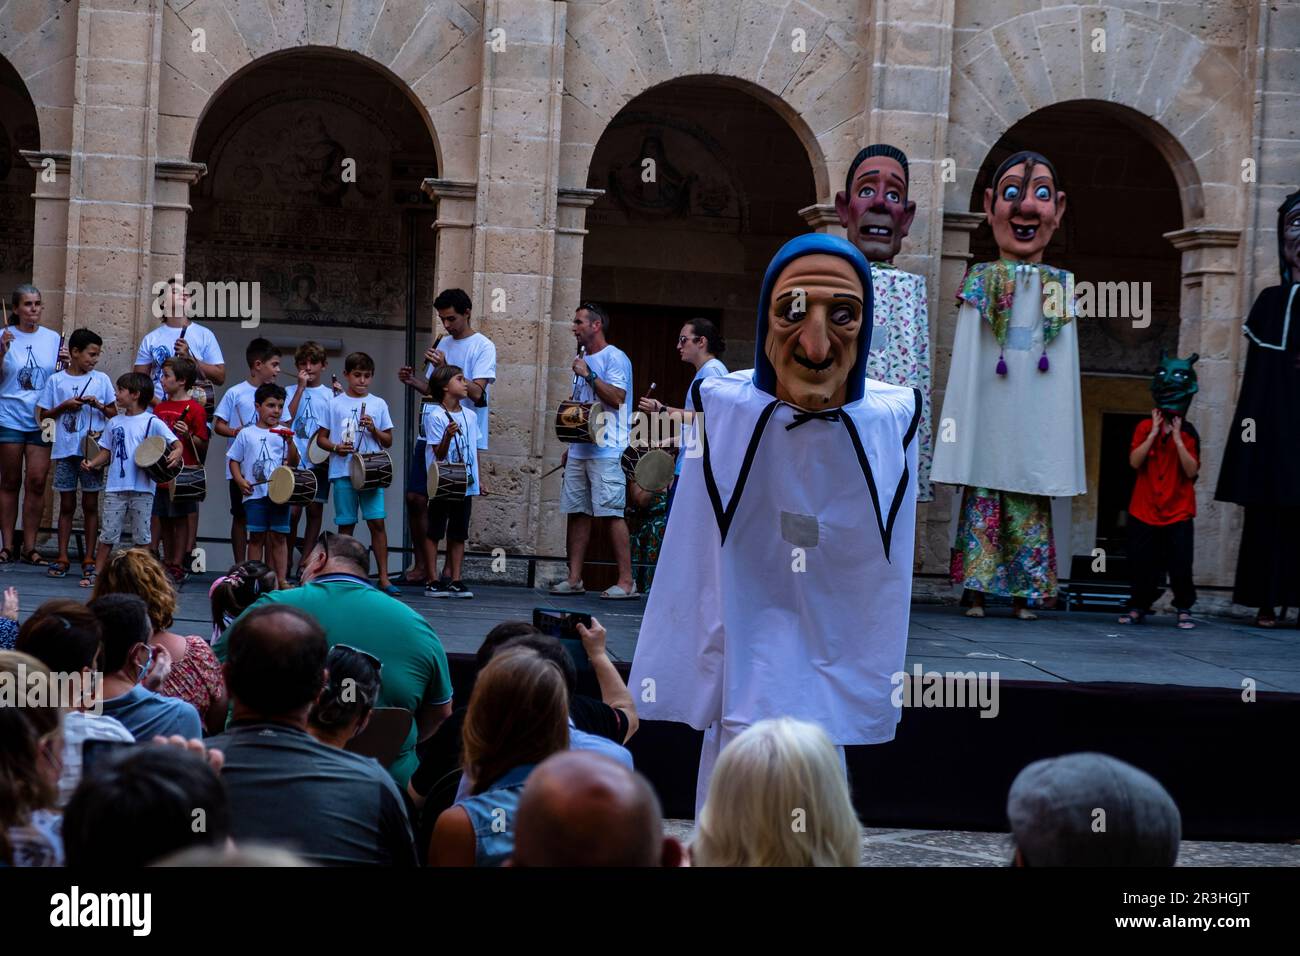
[136,644,156,683]
[1150,351,1199,417]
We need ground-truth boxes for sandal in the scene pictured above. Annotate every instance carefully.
[1118,609,1144,625]
[20,549,47,567]
[1255,611,1278,629]
[46,560,70,578]
[1176,612,1196,630]
[1015,607,1038,621]
[964,605,985,618]
[80,565,96,589]
[0,548,14,564]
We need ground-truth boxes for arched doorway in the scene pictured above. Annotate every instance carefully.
[0,55,38,306]
[969,101,1185,579]
[578,77,817,587]
[185,50,439,565]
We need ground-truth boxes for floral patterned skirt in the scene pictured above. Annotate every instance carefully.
[628,493,669,593]
[950,486,1057,599]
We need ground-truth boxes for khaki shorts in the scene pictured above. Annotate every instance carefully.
[99,491,153,546]
[560,455,626,517]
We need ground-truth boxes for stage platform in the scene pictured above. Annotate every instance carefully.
[6,563,1297,841]
[8,563,1297,692]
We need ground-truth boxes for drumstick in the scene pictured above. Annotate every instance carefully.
[539,462,565,480]
[357,402,367,453]
[423,334,442,378]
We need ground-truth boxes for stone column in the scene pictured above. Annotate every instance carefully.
[60,0,165,374]
[469,0,567,555]
[150,160,205,289]
[19,151,73,330]
[419,176,478,344]
[1163,225,1244,590]
[798,203,842,235]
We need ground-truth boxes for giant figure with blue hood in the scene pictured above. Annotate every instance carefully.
[1214,190,1300,628]
[628,234,922,811]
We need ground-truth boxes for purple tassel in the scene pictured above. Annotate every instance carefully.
[1038,349,1049,372]
[996,351,1008,376]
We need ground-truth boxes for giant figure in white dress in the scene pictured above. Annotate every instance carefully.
[628,233,922,812]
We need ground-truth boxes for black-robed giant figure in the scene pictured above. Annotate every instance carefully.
[1214,190,1300,626]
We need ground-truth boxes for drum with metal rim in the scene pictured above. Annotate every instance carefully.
[134,435,182,484]
[426,460,470,501]
[620,445,676,493]
[190,380,216,419]
[169,465,207,503]
[269,465,318,506]
[349,451,393,491]
[555,400,604,444]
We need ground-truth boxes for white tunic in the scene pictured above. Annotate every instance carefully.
[628,371,920,745]
[930,268,1086,497]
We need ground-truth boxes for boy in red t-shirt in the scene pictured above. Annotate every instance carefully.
[153,355,209,582]
[1121,354,1201,629]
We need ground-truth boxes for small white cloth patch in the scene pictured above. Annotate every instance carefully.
[780,511,819,549]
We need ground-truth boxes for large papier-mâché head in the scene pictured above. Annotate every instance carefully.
[1150,350,1199,416]
[754,234,874,409]
[983,150,1066,263]
[835,144,916,263]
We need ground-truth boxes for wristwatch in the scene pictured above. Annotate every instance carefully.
[585,370,598,387]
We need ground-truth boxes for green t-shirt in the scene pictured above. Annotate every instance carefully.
[215,575,453,788]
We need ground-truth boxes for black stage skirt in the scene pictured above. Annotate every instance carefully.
[1232,505,1300,609]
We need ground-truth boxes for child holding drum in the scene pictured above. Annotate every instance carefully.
[227,383,299,589]
[35,328,117,586]
[283,341,340,581]
[422,365,479,598]
[152,356,209,584]
[82,372,182,581]
[315,351,399,595]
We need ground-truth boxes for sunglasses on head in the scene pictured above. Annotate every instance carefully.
[333,643,382,674]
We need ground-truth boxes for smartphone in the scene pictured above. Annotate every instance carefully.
[533,608,594,676]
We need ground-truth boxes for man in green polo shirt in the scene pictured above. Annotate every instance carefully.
[215,532,453,788]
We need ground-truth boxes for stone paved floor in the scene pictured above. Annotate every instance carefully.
[661,821,1300,866]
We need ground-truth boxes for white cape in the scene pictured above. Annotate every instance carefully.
[628,371,920,745]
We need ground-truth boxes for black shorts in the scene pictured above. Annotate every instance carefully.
[228,478,246,520]
[427,495,472,542]
[406,440,428,498]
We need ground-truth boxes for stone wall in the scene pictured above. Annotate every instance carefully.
[1,0,1295,593]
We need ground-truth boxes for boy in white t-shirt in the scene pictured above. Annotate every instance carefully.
[422,365,480,598]
[284,341,342,580]
[228,383,299,588]
[83,373,181,579]
[214,338,282,564]
[36,328,117,585]
[314,351,398,595]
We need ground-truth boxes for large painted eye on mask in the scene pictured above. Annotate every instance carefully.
[829,303,859,326]
[1286,212,1300,235]
[776,301,806,324]
[1001,183,1021,202]
[1034,185,1052,201]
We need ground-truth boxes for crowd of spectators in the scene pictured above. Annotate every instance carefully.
[0,536,1185,868]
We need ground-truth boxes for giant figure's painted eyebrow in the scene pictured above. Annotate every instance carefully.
[831,293,863,304]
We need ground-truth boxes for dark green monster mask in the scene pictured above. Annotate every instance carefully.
[1150,351,1199,416]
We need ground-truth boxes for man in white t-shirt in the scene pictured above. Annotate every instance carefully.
[133,279,226,402]
[553,303,636,600]
[397,288,497,585]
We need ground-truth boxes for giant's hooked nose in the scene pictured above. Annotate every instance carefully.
[796,309,832,365]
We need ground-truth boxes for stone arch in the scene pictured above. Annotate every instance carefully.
[945,4,1248,226]
[0,1,77,152]
[562,0,869,201]
[0,53,40,298]
[159,4,482,178]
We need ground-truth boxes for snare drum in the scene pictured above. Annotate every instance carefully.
[555,400,602,444]
[349,451,393,491]
[134,435,182,484]
[426,460,470,501]
[169,465,207,503]
[269,465,318,506]
[306,435,330,466]
[620,445,676,493]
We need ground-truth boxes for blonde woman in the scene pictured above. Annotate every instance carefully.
[93,548,227,733]
[692,718,861,867]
